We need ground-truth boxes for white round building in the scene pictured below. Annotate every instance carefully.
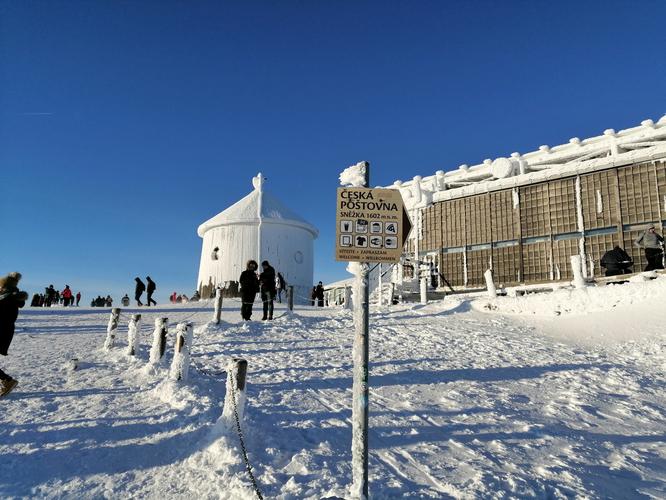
[196,173,319,303]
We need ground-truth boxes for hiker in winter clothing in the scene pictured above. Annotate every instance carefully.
[146,276,157,306]
[75,292,81,306]
[239,260,259,320]
[121,294,130,306]
[315,282,325,307]
[276,272,286,303]
[634,225,665,271]
[260,261,276,320]
[62,285,73,307]
[30,294,40,307]
[0,272,28,396]
[601,246,633,276]
[311,287,317,306]
[135,277,146,306]
[45,285,56,307]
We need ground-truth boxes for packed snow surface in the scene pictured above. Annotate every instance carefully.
[2,283,666,498]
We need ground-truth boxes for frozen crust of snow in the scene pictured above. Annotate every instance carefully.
[2,296,666,498]
[339,161,368,188]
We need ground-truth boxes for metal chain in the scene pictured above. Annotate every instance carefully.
[229,371,264,500]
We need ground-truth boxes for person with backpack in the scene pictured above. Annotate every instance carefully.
[600,246,633,276]
[0,272,28,397]
[239,260,259,321]
[62,285,73,307]
[146,276,157,306]
[259,260,276,321]
[634,224,665,271]
[134,277,146,306]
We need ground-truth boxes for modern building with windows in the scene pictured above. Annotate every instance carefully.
[389,115,666,288]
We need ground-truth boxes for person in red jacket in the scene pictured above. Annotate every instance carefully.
[62,285,73,307]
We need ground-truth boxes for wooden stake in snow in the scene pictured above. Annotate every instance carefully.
[213,287,223,324]
[222,358,248,425]
[287,285,294,312]
[149,317,168,365]
[484,269,497,298]
[104,308,121,350]
[570,255,586,289]
[389,282,396,306]
[169,322,193,381]
[127,314,141,356]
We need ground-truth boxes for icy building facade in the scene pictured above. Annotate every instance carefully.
[387,114,666,288]
[197,173,318,302]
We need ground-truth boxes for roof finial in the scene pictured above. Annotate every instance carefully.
[252,172,265,192]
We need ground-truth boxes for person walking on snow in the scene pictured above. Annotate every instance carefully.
[75,291,81,306]
[260,260,276,321]
[239,260,259,321]
[134,277,146,306]
[634,224,664,271]
[62,285,73,307]
[0,272,28,397]
[315,281,325,307]
[146,276,157,306]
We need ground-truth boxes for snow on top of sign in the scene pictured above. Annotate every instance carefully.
[197,173,318,237]
[340,161,368,187]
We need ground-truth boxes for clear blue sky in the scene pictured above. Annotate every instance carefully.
[1,1,665,302]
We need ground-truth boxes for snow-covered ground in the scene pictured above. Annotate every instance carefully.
[2,281,666,499]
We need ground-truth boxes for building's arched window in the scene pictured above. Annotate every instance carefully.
[294,251,304,264]
[211,247,219,260]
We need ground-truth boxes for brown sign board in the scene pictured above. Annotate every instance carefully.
[335,187,412,263]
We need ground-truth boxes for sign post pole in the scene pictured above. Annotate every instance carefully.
[335,161,412,499]
[353,164,370,499]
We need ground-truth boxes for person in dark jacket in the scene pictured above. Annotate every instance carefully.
[45,285,56,307]
[135,277,146,306]
[0,272,28,396]
[315,281,325,307]
[600,246,633,276]
[146,276,157,306]
[259,260,276,320]
[121,294,130,306]
[239,260,259,320]
[311,287,317,306]
[75,292,81,306]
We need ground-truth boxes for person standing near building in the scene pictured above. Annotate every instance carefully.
[259,260,276,321]
[146,276,157,306]
[239,260,259,321]
[276,272,286,303]
[0,272,28,397]
[134,277,146,306]
[634,224,664,271]
[315,281,325,307]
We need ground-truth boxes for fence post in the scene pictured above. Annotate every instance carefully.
[149,317,169,365]
[288,285,294,312]
[389,283,396,306]
[571,255,586,289]
[222,358,248,425]
[344,285,352,310]
[214,287,223,324]
[484,269,497,298]
[169,322,193,381]
[127,314,142,356]
[104,308,121,350]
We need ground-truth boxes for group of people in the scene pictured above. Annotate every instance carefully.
[239,260,278,321]
[601,225,665,276]
[30,285,82,307]
[169,291,200,303]
[311,282,325,307]
[90,295,113,307]
[134,276,157,307]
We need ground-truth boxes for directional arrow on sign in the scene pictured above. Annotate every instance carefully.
[401,205,413,248]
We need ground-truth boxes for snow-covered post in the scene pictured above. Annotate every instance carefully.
[149,317,168,365]
[570,255,586,289]
[169,322,193,381]
[484,269,497,298]
[127,314,141,356]
[341,160,371,499]
[287,285,294,311]
[344,286,352,310]
[221,358,248,426]
[420,274,428,304]
[389,282,395,306]
[213,287,223,324]
[104,308,121,350]
[378,263,383,306]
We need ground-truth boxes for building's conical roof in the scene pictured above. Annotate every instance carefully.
[197,173,318,237]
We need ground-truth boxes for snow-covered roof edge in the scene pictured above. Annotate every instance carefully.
[197,173,319,238]
[383,114,666,209]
